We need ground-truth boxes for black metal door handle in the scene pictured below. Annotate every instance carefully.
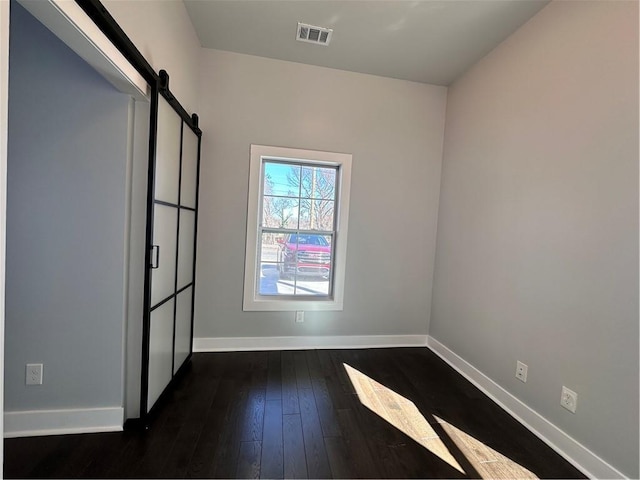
[150,245,160,269]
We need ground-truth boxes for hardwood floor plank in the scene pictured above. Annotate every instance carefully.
[348,401,411,479]
[4,436,64,478]
[240,389,266,442]
[298,388,332,479]
[311,377,342,438]
[250,351,269,389]
[281,351,300,415]
[131,424,182,478]
[210,386,249,478]
[260,399,284,479]
[53,432,125,479]
[385,437,468,479]
[305,350,322,382]
[323,436,353,479]
[236,441,262,479]
[43,438,93,478]
[293,351,312,390]
[266,351,283,400]
[130,374,204,477]
[323,373,354,411]
[79,432,136,478]
[282,414,307,479]
[143,362,221,477]
[228,351,255,388]
[28,435,83,479]
[184,406,229,479]
[185,376,238,478]
[102,430,152,478]
[159,378,221,478]
[327,350,357,395]
[315,349,336,377]
[334,408,381,479]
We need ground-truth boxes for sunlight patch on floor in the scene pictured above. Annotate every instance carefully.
[434,415,538,479]
[343,363,539,479]
[343,363,465,474]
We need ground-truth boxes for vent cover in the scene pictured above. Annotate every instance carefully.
[296,22,333,46]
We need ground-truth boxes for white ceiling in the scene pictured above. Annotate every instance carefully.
[183,0,549,86]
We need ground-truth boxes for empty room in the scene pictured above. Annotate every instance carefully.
[0,0,637,479]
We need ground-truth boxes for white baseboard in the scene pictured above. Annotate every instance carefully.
[194,334,428,352]
[426,336,626,480]
[4,406,124,438]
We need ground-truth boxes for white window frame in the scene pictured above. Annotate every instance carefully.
[243,144,352,311]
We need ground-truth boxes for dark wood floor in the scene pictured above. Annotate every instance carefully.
[4,348,586,479]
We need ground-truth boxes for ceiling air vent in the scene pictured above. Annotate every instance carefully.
[296,22,333,46]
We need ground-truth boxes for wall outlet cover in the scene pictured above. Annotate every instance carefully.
[515,361,528,382]
[26,363,43,385]
[561,386,578,413]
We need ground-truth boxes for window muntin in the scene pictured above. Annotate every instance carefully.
[244,145,351,311]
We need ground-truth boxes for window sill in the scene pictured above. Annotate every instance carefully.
[242,296,343,312]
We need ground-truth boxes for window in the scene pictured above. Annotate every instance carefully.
[243,145,352,311]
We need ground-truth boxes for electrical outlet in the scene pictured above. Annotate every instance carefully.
[26,363,43,385]
[515,361,528,382]
[561,386,578,413]
[295,311,304,323]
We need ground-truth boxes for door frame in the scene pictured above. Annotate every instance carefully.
[58,0,202,425]
[1,0,11,473]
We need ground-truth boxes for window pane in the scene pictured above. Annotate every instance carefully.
[264,162,300,197]
[300,165,336,200]
[177,209,195,290]
[262,196,299,229]
[258,231,332,297]
[259,232,281,263]
[154,98,181,204]
[174,286,192,373]
[258,232,282,296]
[299,199,334,231]
[258,262,281,295]
[294,277,330,296]
[151,204,177,306]
[180,127,198,208]
[283,233,332,296]
[258,263,331,297]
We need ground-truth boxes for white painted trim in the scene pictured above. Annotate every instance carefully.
[17,0,147,99]
[124,100,150,421]
[0,0,9,471]
[4,407,124,438]
[427,336,627,480]
[194,335,428,352]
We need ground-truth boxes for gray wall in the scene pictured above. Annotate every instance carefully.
[5,3,130,410]
[195,50,447,338]
[430,1,639,477]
